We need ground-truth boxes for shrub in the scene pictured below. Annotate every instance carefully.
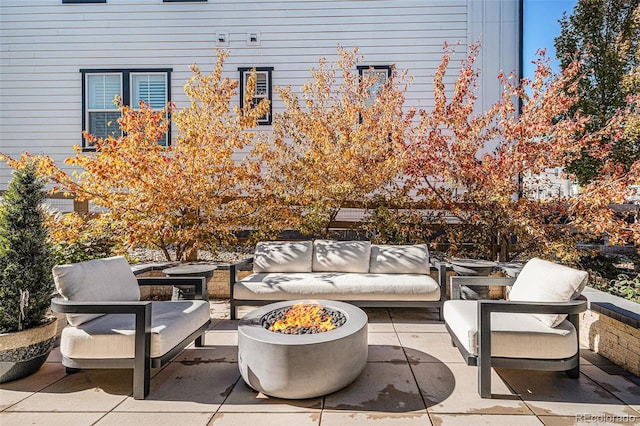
[580,252,640,303]
[362,194,430,245]
[608,274,640,303]
[578,252,623,281]
[0,164,55,332]
[10,50,270,262]
[263,47,414,238]
[590,272,640,303]
[47,212,120,265]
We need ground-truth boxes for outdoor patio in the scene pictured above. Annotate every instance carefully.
[1,302,639,426]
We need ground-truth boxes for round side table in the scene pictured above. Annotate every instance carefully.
[450,258,497,300]
[162,264,217,301]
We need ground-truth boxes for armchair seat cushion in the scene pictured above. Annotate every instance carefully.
[60,300,210,359]
[234,272,441,301]
[443,300,578,359]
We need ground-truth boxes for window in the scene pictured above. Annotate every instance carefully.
[131,73,168,110]
[85,73,121,142]
[357,65,392,107]
[81,69,171,149]
[238,67,273,125]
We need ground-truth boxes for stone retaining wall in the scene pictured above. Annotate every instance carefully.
[579,287,640,377]
[579,310,640,376]
[136,268,251,299]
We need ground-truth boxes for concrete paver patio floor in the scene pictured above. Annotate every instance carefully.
[1,301,639,426]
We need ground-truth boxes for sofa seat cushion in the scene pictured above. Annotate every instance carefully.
[233,272,440,301]
[253,241,313,273]
[312,240,371,273]
[369,244,429,274]
[60,300,210,359]
[443,300,577,359]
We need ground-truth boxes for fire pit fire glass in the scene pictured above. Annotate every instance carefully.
[261,303,346,334]
[238,299,368,399]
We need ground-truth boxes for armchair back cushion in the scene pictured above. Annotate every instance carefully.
[312,240,371,273]
[369,244,430,274]
[52,256,140,326]
[253,241,313,273]
[508,257,588,327]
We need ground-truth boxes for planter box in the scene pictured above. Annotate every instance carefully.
[579,287,640,377]
[0,317,57,383]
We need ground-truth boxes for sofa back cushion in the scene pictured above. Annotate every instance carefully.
[52,256,140,326]
[508,257,589,328]
[253,241,313,273]
[369,244,430,274]
[312,240,371,273]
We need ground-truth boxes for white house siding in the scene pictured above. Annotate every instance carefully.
[0,0,521,191]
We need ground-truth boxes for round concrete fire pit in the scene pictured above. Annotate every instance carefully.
[237,299,368,399]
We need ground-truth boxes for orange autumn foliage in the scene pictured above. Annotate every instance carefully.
[405,42,638,262]
[5,51,271,261]
[262,47,415,237]
[2,45,638,264]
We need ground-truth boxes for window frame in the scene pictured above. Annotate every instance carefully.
[62,0,106,4]
[80,68,172,150]
[357,65,392,106]
[84,72,123,144]
[238,67,274,126]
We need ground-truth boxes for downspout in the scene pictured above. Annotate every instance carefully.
[518,0,524,115]
[516,0,524,200]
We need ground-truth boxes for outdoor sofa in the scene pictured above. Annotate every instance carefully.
[229,240,446,320]
[51,256,211,399]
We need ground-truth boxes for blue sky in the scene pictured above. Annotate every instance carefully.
[522,0,578,79]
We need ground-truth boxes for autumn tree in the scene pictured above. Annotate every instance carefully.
[5,51,270,261]
[555,0,640,184]
[262,47,415,238]
[405,42,635,263]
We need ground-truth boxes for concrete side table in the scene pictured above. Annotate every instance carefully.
[497,262,524,278]
[162,264,217,301]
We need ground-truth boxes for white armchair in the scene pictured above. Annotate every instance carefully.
[443,257,589,398]
[51,256,211,399]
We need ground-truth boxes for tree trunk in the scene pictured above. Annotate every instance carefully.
[185,248,198,262]
[498,233,509,262]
